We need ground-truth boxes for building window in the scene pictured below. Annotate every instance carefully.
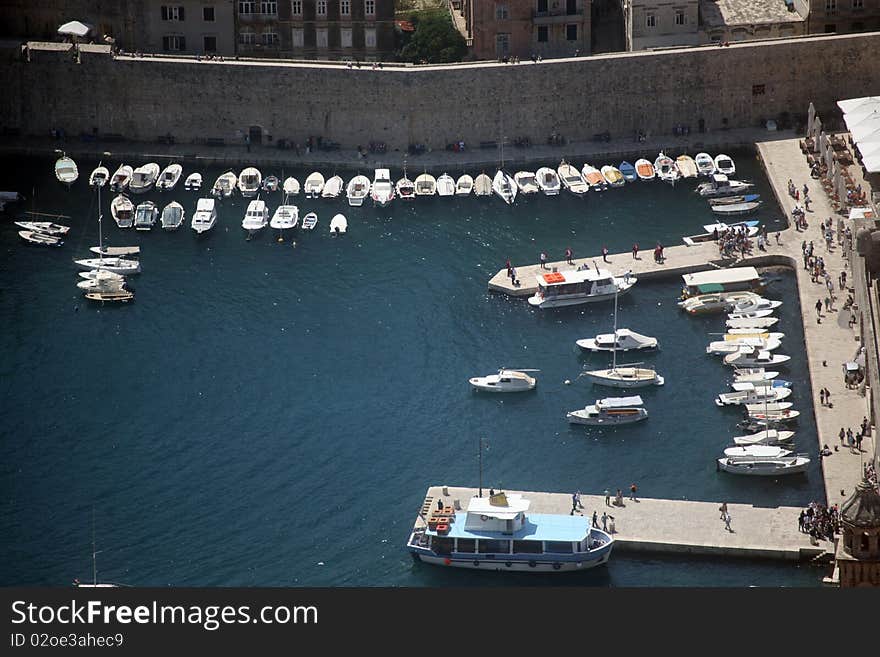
[291,1,302,15]
[260,1,277,15]
[365,26,376,48]
[316,27,328,48]
[239,27,255,44]
[566,24,577,40]
[365,0,376,17]
[646,14,656,28]
[292,27,304,47]
[262,29,278,45]
[825,23,836,32]
[204,35,217,51]
[341,0,351,15]
[341,27,352,47]
[537,0,548,11]
[317,0,327,16]
[825,0,836,10]
[496,4,509,20]
[537,25,548,42]
[752,84,765,96]
[162,35,186,50]
[161,6,185,21]
[852,0,863,8]
[495,32,510,57]
[203,6,215,21]
[239,1,255,14]
[674,10,685,26]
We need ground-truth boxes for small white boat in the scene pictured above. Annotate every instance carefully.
[730,379,791,393]
[75,257,141,275]
[679,291,762,315]
[726,316,779,329]
[191,198,217,234]
[184,172,202,191]
[14,220,70,235]
[567,396,648,425]
[110,194,134,228]
[282,177,300,197]
[535,167,561,195]
[654,153,679,184]
[708,194,761,206]
[723,445,792,459]
[89,245,140,257]
[473,173,492,196]
[54,154,79,186]
[270,205,299,230]
[133,200,158,231]
[241,199,268,232]
[744,401,793,413]
[469,368,537,393]
[724,349,791,367]
[436,173,456,197]
[718,453,809,476]
[706,336,783,356]
[330,214,347,234]
[732,368,779,383]
[492,170,517,205]
[576,329,658,353]
[78,276,126,293]
[600,165,625,188]
[212,171,237,199]
[304,172,325,198]
[414,172,437,196]
[322,175,344,198]
[634,158,655,181]
[156,163,183,191]
[346,174,371,207]
[727,308,775,320]
[396,175,416,200]
[746,408,800,423]
[19,230,63,246]
[371,169,395,206]
[675,155,698,178]
[89,166,110,187]
[262,175,280,192]
[581,365,663,389]
[160,201,185,230]
[581,164,607,192]
[716,387,791,406]
[725,328,784,338]
[83,289,135,303]
[514,171,540,194]
[695,153,716,176]
[711,201,763,217]
[238,167,262,197]
[695,174,754,198]
[109,165,132,192]
[730,298,783,314]
[78,269,125,284]
[455,174,474,196]
[301,212,318,230]
[732,429,796,446]
[129,163,160,193]
[558,160,588,196]
[714,154,736,175]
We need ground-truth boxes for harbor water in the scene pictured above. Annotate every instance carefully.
[0,150,824,586]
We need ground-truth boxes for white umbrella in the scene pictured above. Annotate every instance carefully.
[57,20,93,39]
[837,97,880,115]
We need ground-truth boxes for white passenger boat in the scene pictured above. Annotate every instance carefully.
[600,165,625,188]
[682,223,760,246]
[581,164,607,192]
[435,173,456,197]
[695,152,716,176]
[469,368,537,393]
[321,175,344,198]
[109,194,133,228]
[714,153,736,176]
[528,266,635,309]
[89,245,140,257]
[75,257,141,275]
[567,395,648,425]
[241,199,268,233]
[414,172,437,196]
[330,214,347,234]
[717,453,809,476]
[716,387,791,406]
[54,153,79,186]
[371,169,395,206]
[654,152,679,184]
[473,173,492,196]
[184,172,202,191]
[282,177,300,197]
[89,166,109,187]
[634,158,655,181]
[576,329,657,353]
[514,171,540,194]
[156,163,183,191]
[270,204,299,231]
[160,201,185,230]
[535,167,561,195]
[732,368,779,383]
[675,155,698,178]
[407,490,614,572]
[301,212,318,230]
[238,167,263,197]
[191,198,217,234]
[396,174,416,200]
[695,174,754,197]
[129,163,160,194]
[726,316,779,329]
[14,220,70,235]
[455,174,474,196]
[681,267,764,298]
[732,429,796,446]
[346,174,371,207]
[211,171,237,198]
[492,170,517,205]
[557,161,589,196]
[724,349,791,367]
[109,165,132,192]
[133,200,158,231]
[19,230,63,246]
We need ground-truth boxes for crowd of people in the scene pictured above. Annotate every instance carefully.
[798,501,839,544]
[716,225,756,259]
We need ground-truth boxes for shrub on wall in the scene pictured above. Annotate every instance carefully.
[398,9,467,64]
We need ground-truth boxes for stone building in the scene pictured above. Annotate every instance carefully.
[621,0,700,50]
[835,476,880,587]
[0,0,138,47]
[699,0,807,43]
[454,0,591,60]
[805,0,880,34]
[146,1,237,55]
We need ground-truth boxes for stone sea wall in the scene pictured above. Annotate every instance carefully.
[1,33,880,150]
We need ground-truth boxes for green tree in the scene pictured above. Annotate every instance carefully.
[399,10,467,64]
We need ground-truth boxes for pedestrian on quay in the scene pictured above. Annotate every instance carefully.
[724,511,732,532]
[719,501,728,520]
[840,271,847,290]
[591,510,598,528]
[798,510,805,532]
[775,232,780,245]
[632,243,639,259]
[602,246,609,263]
[615,489,624,506]
[820,389,826,406]
[824,388,831,407]
[803,183,809,197]
[861,416,869,437]
[840,427,846,445]
[815,299,823,320]
[824,297,830,312]
[629,483,638,502]
[540,251,548,270]
[601,512,608,532]
[604,489,611,506]
[857,431,864,453]
[565,247,573,265]
[847,428,855,453]
[571,492,579,515]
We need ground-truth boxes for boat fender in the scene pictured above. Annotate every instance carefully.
[553,563,562,570]
[443,558,452,566]
[473,560,480,567]
[480,514,489,521]
[528,561,537,568]
[505,562,512,568]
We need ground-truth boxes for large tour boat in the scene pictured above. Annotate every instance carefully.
[528,267,635,309]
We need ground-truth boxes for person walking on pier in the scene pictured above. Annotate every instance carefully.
[861,416,869,437]
[540,252,548,270]
[724,510,732,532]
[819,389,826,406]
[591,510,598,528]
[632,243,639,259]
[565,247,573,265]
[719,501,728,520]
[815,299,823,320]
[601,512,608,531]
[604,489,611,506]
[629,483,638,502]
[823,388,831,407]
[602,246,609,263]
[840,427,846,446]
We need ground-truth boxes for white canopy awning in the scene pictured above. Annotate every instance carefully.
[57,20,93,38]
[837,97,880,114]
[839,96,880,170]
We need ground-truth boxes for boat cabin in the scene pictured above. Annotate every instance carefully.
[535,268,616,299]
[681,266,763,298]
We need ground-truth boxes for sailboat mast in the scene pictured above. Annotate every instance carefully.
[91,509,97,586]
[611,287,619,371]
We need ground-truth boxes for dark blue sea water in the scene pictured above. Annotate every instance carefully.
[0,151,825,586]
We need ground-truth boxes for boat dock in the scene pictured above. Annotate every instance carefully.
[417,486,829,561]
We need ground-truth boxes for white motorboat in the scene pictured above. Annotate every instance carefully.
[156,163,183,191]
[19,230,63,246]
[211,171,237,198]
[746,408,800,423]
[270,205,299,230]
[282,177,300,197]
[634,158,656,181]
[576,329,658,353]
[89,166,109,187]
[675,155,698,178]
[730,379,791,392]
[241,199,268,232]
[567,395,648,425]
[695,152,716,176]
[83,289,135,303]
[712,201,762,216]
[133,200,158,231]
[723,445,793,459]
[396,175,416,200]
[708,194,761,206]
[716,387,792,407]
[679,291,762,315]
[160,201,185,230]
[473,173,492,196]
[14,220,70,235]
[75,257,141,275]
[330,214,347,234]
[184,172,202,191]
[514,171,540,194]
[728,308,775,320]
[744,401,793,413]
[238,167,262,197]
[726,316,779,329]
[706,337,782,356]
[717,453,809,476]
[262,175,280,192]
[109,164,132,192]
[654,152,679,184]
[732,429,796,446]
[724,328,784,338]
[732,368,779,383]
[346,174,371,207]
[371,169,395,206]
[724,349,791,367]
[129,163,160,193]
[535,167,561,195]
[322,175,344,198]
[54,153,79,186]
[469,368,538,393]
[78,276,126,293]
[730,297,783,314]
[529,266,636,309]
[492,170,517,205]
[78,269,125,284]
[557,160,588,196]
[301,212,318,230]
[455,174,474,196]
[304,172,325,198]
[89,245,140,257]
[714,153,736,175]
[191,198,217,234]
[414,172,437,197]
[435,173,456,197]
[695,174,754,198]
[581,164,607,191]
[600,165,625,188]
